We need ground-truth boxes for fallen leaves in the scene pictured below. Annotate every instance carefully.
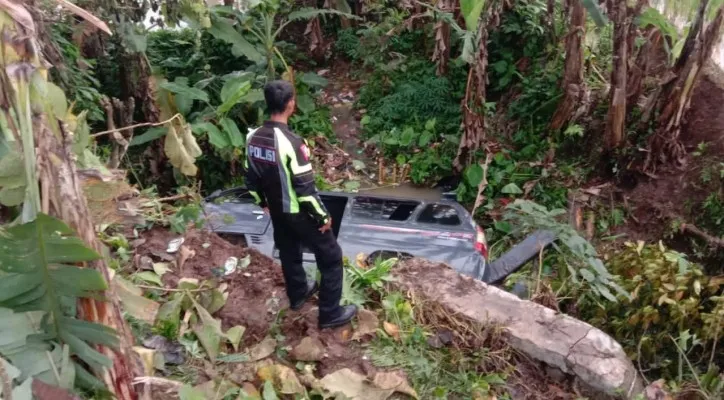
[248,337,277,362]
[111,272,159,324]
[177,245,196,272]
[383,321,401,341]
[318,368,417,400]
[190,295,245,362]
[257,364,305,395]
[372,371,419,399]
[290,336,325,362]
[352,309,379,340]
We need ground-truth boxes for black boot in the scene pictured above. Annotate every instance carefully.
[290,280,319,311]
[319,305,358,329]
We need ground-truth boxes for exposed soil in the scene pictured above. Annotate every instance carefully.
[682,63,724,153]
[134,227,370,378]
[603,65,724,255]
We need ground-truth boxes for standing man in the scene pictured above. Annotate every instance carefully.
[244,80,357,329]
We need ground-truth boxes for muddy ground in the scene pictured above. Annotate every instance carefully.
[132,226,594,399]
[135,227,371,378]
[607,64,724,262]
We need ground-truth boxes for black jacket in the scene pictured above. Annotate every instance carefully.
[244,121,329,226]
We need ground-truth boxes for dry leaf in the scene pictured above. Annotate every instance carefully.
[372,371,418,399]
[383,321,401,341]
[352,309,379,340]
[248,337,277,362]
[290,337,325,362]
[177,245,196,272]
[54,0,111,34]
[0,0,35,32]
[112,274,159,324]
[319,368,393,400]
[133,347,162,376]
[355,252,368,269]
[240,382,261,399]
[257,364,304,395]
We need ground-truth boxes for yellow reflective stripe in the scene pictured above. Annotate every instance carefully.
[249,190,261,204]
[299,195,327,217]
[275,128,312,175]
[273,128,299,213]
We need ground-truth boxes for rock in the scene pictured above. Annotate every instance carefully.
[392,259,645,398]
[141,335,185,365]
[290,337,325,362]
[427,329,453,348]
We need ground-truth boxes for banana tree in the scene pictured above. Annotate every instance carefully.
[0,1,140,398]
[207,0,357,80]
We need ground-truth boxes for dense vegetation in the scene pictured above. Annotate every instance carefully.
[0,0,723,399]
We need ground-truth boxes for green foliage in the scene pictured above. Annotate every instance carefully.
[169,203,205,234]
[359,63,463,135]
[0,214,118,390]
[341,257,396,307]
[371,293,508,399]
[579,242,723,381]
[49,23,104,122]
[365,118,458,185]
[502,200,629,302]
[334,28,362,60]
[155,278,244,362]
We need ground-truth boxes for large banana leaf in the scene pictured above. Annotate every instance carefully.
[460,0,487,32]
[0,308,75,389]
[0,214,119,380]
[582,0,609,27]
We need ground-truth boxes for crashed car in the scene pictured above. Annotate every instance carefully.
[203,187,555,284]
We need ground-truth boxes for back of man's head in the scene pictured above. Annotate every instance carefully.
[264,80,294,115]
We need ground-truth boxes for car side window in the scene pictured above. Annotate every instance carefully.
[351,197,419,221]
[417,204,461,225]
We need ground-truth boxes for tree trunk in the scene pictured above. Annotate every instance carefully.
[37,119,142,400]
[455,23,489,171]
[645,3,723,172]
[626,28,662,112]
[604,0,628,149]
[550,0,586,131]
[2,2,141,398]
[454,0,505,171]
[432,0,453,76]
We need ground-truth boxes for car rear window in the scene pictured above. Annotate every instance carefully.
[351,197,419,221]
[417,204,461,226]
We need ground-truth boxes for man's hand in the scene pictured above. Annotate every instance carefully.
[262,207,269,215]
[319,217,332,233]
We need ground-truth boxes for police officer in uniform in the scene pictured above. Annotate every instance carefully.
[245,80,358,329]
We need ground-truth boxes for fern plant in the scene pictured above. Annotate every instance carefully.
[0,214,119,391]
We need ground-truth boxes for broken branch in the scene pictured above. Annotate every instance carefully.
[471,154,493,216]
[91,113,182,138]
[679,222,724,248]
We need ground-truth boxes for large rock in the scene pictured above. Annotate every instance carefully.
[392,259,644,398]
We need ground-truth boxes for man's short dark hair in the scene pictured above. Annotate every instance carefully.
[264,80,294,115]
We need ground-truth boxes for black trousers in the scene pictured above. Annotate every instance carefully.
[270,212,343,318]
